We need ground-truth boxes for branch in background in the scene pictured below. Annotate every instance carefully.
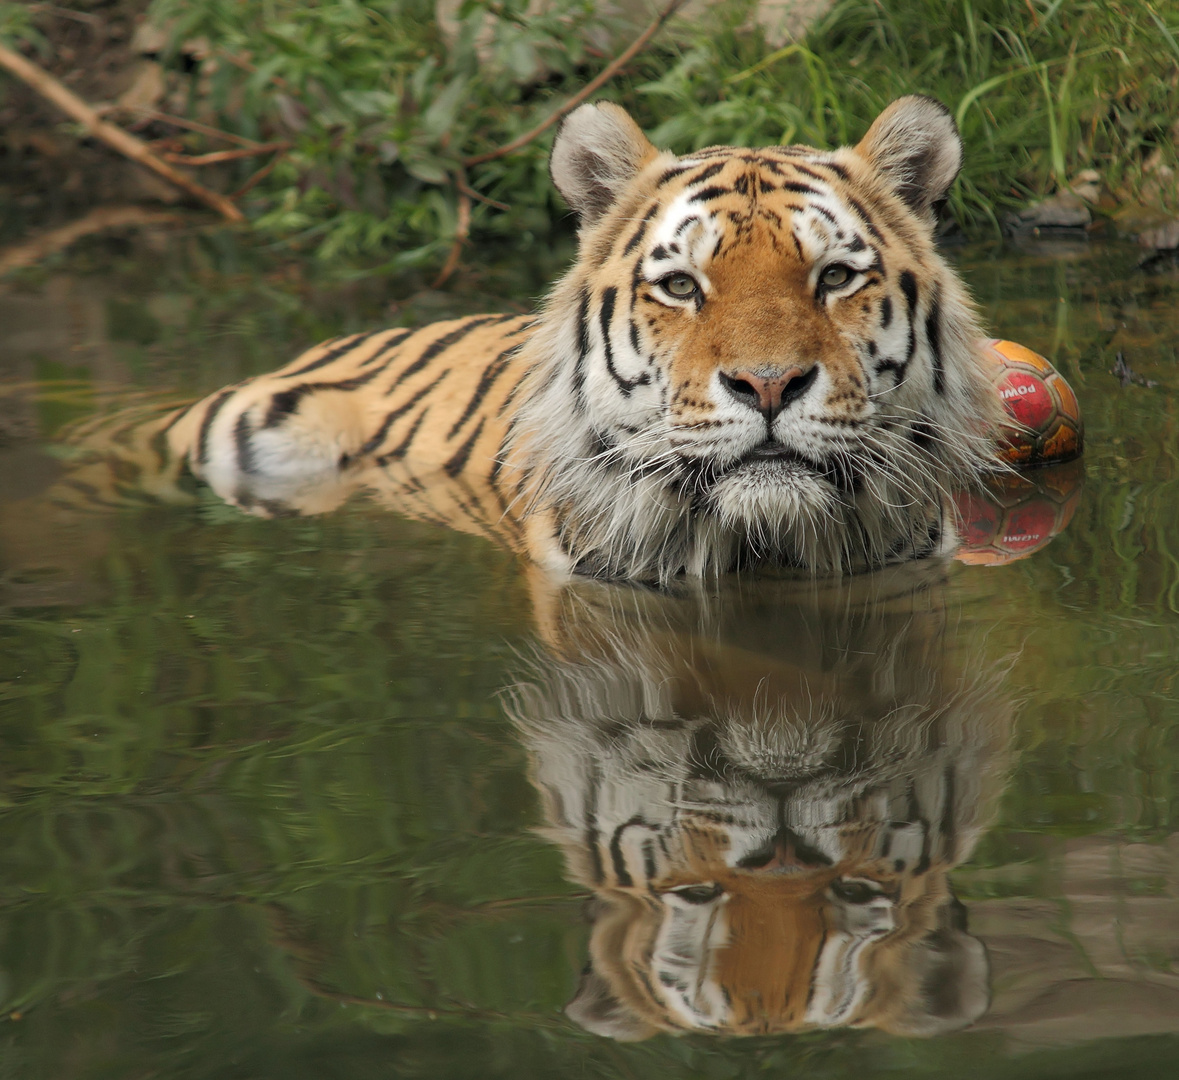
[0,44,245,222]
[162,141,291,166]
[455,170,508,211]
[462,0,687,167]
[229,153,285,199]
[432,184,472,288]
[433,0,686,284]
[0,205,181,278]
[118,106,264,149]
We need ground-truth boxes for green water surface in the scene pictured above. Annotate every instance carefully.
[0,234,1177,1078]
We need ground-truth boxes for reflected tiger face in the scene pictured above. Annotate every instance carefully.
[509,568,1011,1039]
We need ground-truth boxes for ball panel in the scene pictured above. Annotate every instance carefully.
[978,339,1084,467]
[987,338,1055,374]
[998,370,1056,431]
[1041,421,1081,462]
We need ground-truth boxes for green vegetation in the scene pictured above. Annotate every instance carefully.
[6,0,1179,270]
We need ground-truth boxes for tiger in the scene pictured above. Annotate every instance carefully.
[507,562,1014,1039]
[106,94,1001,582]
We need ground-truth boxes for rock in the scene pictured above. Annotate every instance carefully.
[1138,219,1179,251]
[1003,191,1092,236]
[1068,169,1101,203]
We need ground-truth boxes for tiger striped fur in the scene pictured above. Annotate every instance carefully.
[153,95,1002,582]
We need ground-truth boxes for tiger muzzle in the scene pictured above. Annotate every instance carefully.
[719,366,818,421]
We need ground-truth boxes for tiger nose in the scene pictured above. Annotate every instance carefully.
[719,366,818,420]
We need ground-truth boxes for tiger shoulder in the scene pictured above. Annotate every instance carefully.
[165,94,1003,582]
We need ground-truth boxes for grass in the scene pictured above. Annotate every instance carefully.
[4,1,1179,267]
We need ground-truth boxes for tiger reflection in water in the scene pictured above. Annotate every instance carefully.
[506,564,1013,1040]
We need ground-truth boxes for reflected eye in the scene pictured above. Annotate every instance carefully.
[820,264,852,289]
[659,273,700,300]
[829,878,887,905]
[665,883,724,904]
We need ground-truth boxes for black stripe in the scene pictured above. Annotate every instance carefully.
[261,366,384,429]
[628,318,642,357]
[234,413,256,475]
[880,295,892,329]
[599,286,650,396]
[572,285,591,411]
[688,185,731,203]
[650,243,669,261]
[642,839,657,881]
[940,765,957,860]
[622,204,659,255]
[196,389,235,466]
[446,343,522,439]
[899,269,918,312]
[443,416,486,478]
[845,194,885,243]
[359,329,412,365]
[688,161,727,186]
[926,290,945,394]
[821,160,850,181]
[354,370,449,459]
[384,315,507,394]
[780,181,822,197]
[656,164,692,187]
[375,406,430,464]
[284,330,383,378]
[610,816,644,888]
[790,162,826,183]
[584,761,604,885]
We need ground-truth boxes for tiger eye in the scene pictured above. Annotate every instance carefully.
[666,883,724,904]
[662,273,699,298]
[821,264,851,288]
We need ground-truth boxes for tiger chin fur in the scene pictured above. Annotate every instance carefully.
[153,95,1002,582]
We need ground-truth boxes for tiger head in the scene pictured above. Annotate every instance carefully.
[509,568,1012,1039]
[512,96,1001,580]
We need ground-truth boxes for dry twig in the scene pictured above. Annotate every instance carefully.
[118,106,264,148]
[0,205,181,278]
[230,154,285,199]
[432,186,472,288]
[433,0,685,283]
[0,45,245,222]
[162,141,291,166]
[463,0,687,167]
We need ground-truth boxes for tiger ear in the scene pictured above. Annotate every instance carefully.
[550,102,659,227]
[854,95,963,217]
[565,964,660,1042]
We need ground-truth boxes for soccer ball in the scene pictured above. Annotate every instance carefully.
[980,339,1084,466]
[954,458,1084,566]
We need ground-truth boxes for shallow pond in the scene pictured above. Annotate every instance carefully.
[1,234,1178,1078]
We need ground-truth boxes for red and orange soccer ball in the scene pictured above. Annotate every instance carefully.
[954,339,1085,566]
[979,338,1084,467]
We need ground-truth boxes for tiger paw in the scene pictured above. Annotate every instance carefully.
[980,339,1084,466]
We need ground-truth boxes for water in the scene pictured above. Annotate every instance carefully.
[1,234,1177,1077]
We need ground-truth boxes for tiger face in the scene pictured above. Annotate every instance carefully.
[515,96,1000,580]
